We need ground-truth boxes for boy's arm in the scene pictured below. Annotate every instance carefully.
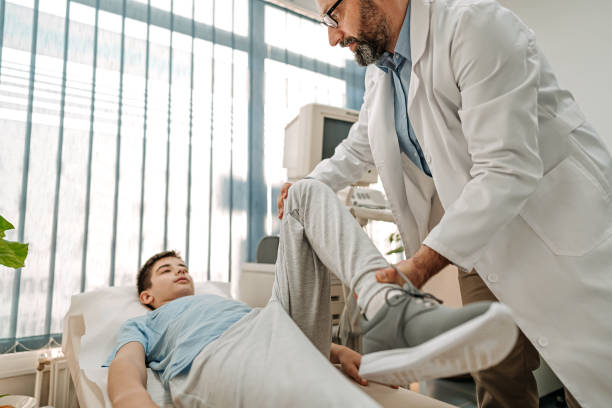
[108,342,158,408]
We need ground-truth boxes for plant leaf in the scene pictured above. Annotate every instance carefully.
[0,215,28,268]
[385,246,404,255]
[0,239,29,268]
[0,214,15,239]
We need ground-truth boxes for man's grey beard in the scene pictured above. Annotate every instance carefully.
[343,0,390,66]
[354,42,382,66]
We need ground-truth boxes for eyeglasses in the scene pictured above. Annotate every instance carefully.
[320,0,344,29]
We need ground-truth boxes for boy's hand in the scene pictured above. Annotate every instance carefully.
[331,344,368,386]
[331,344,400,389]
[277,182,292,219]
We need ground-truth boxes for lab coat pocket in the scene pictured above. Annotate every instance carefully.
[520,157,612,256]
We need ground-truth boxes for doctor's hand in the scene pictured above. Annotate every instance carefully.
[375,260,420,288]
[375,245,450,289]
[277,182,292,219]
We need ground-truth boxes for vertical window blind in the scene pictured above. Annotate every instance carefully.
[0,0,365,353]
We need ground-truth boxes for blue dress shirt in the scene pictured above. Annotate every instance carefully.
[376,3,432,176]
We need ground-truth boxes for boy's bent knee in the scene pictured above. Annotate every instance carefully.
[289,179,329,200]
[284,179,330,217]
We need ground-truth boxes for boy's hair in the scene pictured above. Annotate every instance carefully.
[137,250,182,294]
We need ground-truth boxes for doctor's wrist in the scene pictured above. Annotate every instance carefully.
[410,245,450,288]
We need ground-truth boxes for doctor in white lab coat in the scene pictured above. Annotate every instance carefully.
[278,0,612,407]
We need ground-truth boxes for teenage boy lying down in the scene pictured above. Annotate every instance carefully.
[107,179,517,407]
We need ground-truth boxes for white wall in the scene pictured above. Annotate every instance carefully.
[492,1,612,143]
[276,0,612,144]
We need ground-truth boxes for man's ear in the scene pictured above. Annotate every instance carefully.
[140,290,154,308]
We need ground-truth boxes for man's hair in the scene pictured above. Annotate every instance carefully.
[137,250,182,294]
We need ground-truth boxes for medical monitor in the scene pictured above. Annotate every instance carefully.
[283,103,378,184]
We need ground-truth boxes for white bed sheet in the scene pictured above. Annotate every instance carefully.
[62,282,456,408]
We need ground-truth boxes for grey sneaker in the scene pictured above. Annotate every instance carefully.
[359,283,517,385]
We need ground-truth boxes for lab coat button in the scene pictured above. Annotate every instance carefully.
[538,337,549,347]
[425,153,432,164]
[487,273,499,283]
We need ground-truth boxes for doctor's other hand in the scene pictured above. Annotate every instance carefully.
[277,182,292,219]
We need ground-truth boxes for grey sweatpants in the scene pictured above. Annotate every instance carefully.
[169,179,390,407]
[270,179,391,357]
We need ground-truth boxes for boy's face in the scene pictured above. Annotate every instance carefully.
[139,256,195,309]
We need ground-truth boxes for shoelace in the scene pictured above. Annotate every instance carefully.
[384,264,443,308]
[380,265,444,346]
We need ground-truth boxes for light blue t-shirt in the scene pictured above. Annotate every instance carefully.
[104,294,251,387]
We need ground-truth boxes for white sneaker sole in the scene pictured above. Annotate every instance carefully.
[359,302,518,385]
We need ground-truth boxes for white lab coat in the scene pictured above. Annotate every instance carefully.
[308,0,612,406]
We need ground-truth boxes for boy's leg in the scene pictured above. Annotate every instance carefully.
[169,305,380,408]
[272,179,519,386]
[270,179,392,356]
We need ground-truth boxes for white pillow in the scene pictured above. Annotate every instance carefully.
[66,281,231,370]
[63,281,231,408]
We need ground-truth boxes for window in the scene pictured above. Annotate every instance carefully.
[262,5,364,235]
[0,0,365,352]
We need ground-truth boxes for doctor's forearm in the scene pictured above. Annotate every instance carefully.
[377,245,450,288]
[409,245,450,288]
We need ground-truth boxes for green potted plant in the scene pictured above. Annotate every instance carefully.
[385,231,404,256]
[0,216,31,405]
